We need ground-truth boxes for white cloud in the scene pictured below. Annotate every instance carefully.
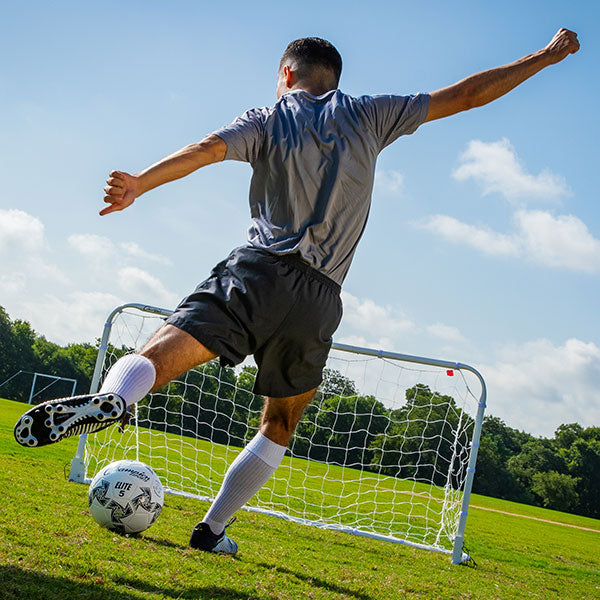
[426,322,465,343]
[119,241,172,265]
[0,208,45,252]
[453,138,570,203]
[418,215,519,257]
[68,233,116,257]
[337,293,470,359]
[336,333,396,352]
[481,338,600,436]
[0,209,70,295]
[515,210,600,273]
[68,235,173,267]
[0,209,179,344]
[22,291,122,345]
[118,267,179,308]
[418,210,600,273]
[374,169,405,194]
[0,273,26,294]
[340,291,414,340]
[68,234,179,307]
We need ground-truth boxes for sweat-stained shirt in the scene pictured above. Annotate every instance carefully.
[214,89,430,285]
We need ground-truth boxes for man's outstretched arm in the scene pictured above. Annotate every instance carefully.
[101,134,226,216]
[425,28,579,122]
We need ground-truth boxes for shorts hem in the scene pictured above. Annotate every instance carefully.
[252,375,323,399]
[165,315,245,367]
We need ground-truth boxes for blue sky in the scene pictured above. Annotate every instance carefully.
[1,1,598,436]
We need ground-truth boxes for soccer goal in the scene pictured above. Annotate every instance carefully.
[69,303,486,564]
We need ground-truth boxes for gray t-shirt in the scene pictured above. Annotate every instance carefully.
[215,89,430,285]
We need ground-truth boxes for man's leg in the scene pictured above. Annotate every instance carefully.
[98,324,218,405]
[14,324,218,447]
[191,388,316,551]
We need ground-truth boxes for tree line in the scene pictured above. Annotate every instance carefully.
[1,305,598,519]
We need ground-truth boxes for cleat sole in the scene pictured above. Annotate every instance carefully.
[14,393,126,448]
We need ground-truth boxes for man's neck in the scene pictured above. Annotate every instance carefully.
[288,82,336,97]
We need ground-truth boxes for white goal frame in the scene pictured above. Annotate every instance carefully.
[69,303,487,564]
[0,370,78,404]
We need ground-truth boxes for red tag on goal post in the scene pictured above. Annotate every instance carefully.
[446,370,454,376]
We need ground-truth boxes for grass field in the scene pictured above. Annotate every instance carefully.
[1,398,599,600]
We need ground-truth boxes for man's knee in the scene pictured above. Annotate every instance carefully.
[139,324,218,389]
[261,410,296,438]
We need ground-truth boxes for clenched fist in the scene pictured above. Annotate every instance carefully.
[544,28,580,64]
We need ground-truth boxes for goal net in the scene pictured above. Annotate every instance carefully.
[70,303,486,563]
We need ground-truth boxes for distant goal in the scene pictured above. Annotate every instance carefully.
[69,303,486,564]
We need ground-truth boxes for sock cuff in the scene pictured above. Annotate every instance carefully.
[245,432,286,469]
[127,353,156,376]
[99,353,156,407]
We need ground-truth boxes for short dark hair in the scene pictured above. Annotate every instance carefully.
[279,37,342,85]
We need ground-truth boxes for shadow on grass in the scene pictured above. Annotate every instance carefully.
[137,533,187,550]
[114,576,252,599]
[257,562,376,600]
[139,534,241,563]
[0,565,255,600]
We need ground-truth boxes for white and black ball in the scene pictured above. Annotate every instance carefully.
[88,460,164,534]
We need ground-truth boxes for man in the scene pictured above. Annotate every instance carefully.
[15,30,579,554]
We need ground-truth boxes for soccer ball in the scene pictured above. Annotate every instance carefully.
[88,460,164,534]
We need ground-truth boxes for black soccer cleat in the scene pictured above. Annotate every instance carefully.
[14,393,126,448]
[189,518,238,554]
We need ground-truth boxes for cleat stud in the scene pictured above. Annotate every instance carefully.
[49,433,57,441]
[111,411,118,417]
[93,397,100,405]
[45,419,52,427]
[56,405,64,413]
[28,439,36,446]
[23,416,32,425]
[45,405,53,413]
[108,394,114,400]
[58,426,65,433]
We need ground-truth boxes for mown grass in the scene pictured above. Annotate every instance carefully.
[1,398,599,600]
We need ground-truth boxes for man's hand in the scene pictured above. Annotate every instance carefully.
[99,135,227,216]
[544,28,580,64]
[101,171,140,216]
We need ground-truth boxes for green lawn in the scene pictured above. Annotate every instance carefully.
[1,398,599,600]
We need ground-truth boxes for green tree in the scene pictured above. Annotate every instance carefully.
[507,438,568,491]
[316,368,358,400]
[473,417,533,503]
[369,385,474,487]
[554,423,584,450]
[0,313,43,401]
[562,435,600,518]
[531,471,579,512]
[292,393,387,466]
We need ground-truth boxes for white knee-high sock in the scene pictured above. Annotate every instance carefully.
[203,432,286,535]
[98,354,156,407]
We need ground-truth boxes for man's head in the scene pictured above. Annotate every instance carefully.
[277,37,342,98]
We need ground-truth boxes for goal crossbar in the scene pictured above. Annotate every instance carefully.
[69,302,487,565]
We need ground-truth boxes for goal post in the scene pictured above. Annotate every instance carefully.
[69,303,486,564]
[0,370,78,405]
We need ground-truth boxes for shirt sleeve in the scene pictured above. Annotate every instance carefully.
[358,93,430,151]
[213,108,266,164]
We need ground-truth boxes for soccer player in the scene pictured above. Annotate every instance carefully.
[15,29,579,554]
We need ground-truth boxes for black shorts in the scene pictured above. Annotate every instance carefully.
[166,246,343,398]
